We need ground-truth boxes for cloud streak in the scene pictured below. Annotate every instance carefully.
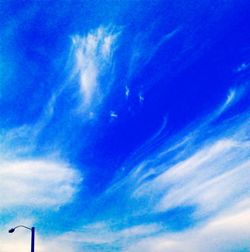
[127,27,180,80]
[125,199,250,252]
[0,159,81,209]
[70,26,119,111]
[120,108,250,218]
[95,87,250,251]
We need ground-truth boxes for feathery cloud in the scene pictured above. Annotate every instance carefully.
[98,88,250,252]
[0,159,81,209]
[125,199,250,252]
[71,27,119,111]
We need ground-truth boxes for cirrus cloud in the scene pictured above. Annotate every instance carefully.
[0,159,82,209]
[70,26,120,111]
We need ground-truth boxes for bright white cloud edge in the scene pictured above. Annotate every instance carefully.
[0,159,82,209]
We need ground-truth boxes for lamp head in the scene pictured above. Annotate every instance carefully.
[8,228,15,233]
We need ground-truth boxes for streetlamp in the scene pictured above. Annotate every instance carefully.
[8,225,35,252]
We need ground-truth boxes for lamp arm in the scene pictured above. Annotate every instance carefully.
[13,225,32,231]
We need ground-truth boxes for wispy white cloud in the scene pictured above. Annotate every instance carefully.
[70,26,120,111]
[110,131,250,251]
[138,92,144,104]
[0,95,82,211]
[156,158,250,215]
[46,188,250,252]
[125,199,250,252]
[118,224,161,238]
[98,87,250,251]
[126,112,250,216]
[128,27,180,79]
[214,87,246,117]
[235,62,249,72]
[125,85,130,98]
[110,110,118,118]
[54,222,162,251]
[0,91,64,159]
[0,159,81,209]
[5,199,250,252]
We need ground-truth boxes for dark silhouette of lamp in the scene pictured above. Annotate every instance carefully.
[8,225,35,252]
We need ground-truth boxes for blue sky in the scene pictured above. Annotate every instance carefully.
[0,0,250,251]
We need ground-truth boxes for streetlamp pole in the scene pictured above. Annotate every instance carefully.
[8,225,35,252]
[31,227,35,252]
